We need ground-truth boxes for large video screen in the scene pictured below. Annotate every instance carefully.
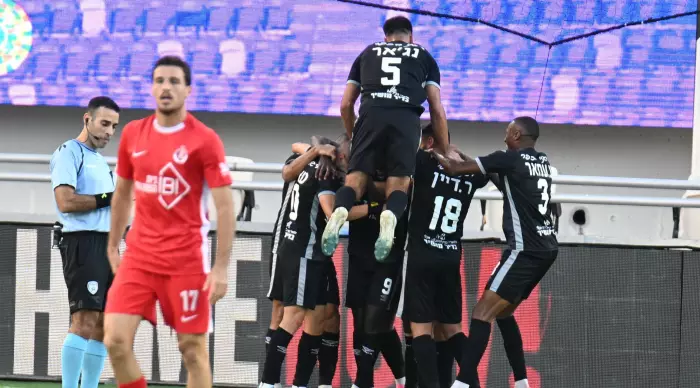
[0,0,695,128]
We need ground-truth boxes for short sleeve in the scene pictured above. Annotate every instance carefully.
[50,143,79,190]
[425,52,440,89]
[116,123,134,180]
[202,131,233,188]
[475,150,518,174]
[318,177,341,197]
[347,52,362,86]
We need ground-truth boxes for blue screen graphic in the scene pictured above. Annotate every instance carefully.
[0,0,695,128]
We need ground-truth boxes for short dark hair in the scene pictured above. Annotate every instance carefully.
[383,16,412,36]
[87,96,120,115]
[152,56,192,86]
[421,124,450,142]
[513,116,540,140]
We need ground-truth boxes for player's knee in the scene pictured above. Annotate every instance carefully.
[178,336,206,368]
[281,307,306,330]
[437,323,461,340]
[104,330,132,359]
[71,310,100,338]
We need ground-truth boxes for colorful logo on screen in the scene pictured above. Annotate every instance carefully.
[0,0,33,76]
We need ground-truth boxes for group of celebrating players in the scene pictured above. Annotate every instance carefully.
[51,11,557,388]
[260,15,558,388]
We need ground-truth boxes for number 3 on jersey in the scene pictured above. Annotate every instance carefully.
[429,196,462,234]
[381,57,401,86]
[537,178,550,215]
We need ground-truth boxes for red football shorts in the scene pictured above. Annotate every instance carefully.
[106,264,212,334]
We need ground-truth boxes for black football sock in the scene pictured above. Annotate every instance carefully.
[292,332,322,388]
[497,316,527,382]
[436,340,453,388]
[265,328,275,355]
[385,190,409,219]
[262,328,294,384]
[334,186,357,211]
[455,319,492,385]
[404,335,418,388]
[353,329,364,369]
[318,331,340,386]
[380,329,406,381]
[354,333,381,388]
[447,333,481,387]
[411,335,440,388]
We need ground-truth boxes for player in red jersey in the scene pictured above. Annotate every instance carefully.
[103,56,236,388]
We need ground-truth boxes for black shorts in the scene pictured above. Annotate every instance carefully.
[59,232,113,315]
[281,255,327,309]
[349,106,421,177]
[486,249,558,304]
[345,255,403,313]
[267,251,284,301]
[321,261,340,306]
[400,251,461,324]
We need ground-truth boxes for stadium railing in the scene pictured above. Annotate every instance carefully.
[2,152,700,207]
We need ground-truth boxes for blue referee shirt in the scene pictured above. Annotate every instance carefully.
[50,140,115,233]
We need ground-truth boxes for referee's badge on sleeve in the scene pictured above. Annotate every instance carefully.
[87,281,98,295]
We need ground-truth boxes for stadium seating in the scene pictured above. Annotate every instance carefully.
[3,0,695,127]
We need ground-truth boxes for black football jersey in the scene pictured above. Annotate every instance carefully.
[278,158,342,261]
[347,41,440,115]
[408,151,489,261]
[348,196,408,269]
[270,154,300,255]
[476,148,558,251]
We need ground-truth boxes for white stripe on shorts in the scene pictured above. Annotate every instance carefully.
[296,256,309,306]
[489,250,520,292]
[395,251,409,318]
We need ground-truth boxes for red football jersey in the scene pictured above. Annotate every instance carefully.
[116,114,232,275]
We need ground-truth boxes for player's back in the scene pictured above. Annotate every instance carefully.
[270,154,300,254]
[117,114,232,274]
[278,159,341,261]
[498,148,558,251]
[409,151,488,258]
[353,41,439,114]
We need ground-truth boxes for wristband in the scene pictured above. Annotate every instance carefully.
[95,192,113,209]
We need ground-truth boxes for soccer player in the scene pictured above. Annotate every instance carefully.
[322,15,450,263]
[265,138,337,355]
[345,174,408,388]
[51,96,120,388]
[431,117,558,388]
[400,124,489,388]
[260,141,347,388]
[103,56,237,388]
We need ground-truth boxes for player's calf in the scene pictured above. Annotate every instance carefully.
[318,304,340,388]
[293,306,326,388]
[104,313,145,387]
[178,333,212,388]
[62,310,101,388]
[266,300,285,354]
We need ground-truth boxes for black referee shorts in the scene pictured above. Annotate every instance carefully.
[349,106,421,178]
[59,232,113,315]
[486,249,558,304]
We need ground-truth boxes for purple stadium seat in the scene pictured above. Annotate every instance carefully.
[32,46,62,82]
[219,38,247,78]
[106,84,133,108]
[40,84,68,106]
[52,1,80,34]
[190,41,219,79]
[639,107,667,127]
[127,41,158,80]
[253,41,283,75]
[264,5,292,30]
[64,45,97,81]
[109,2,143,36]
[202,82,231,112]
[238,82,264,113]
[95,44,124,81]
[206,1,232,34]
[143,2,172,34]
[77,85,104,106]
[573,1,596,22]
[237,6,265,31]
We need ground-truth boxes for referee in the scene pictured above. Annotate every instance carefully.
[50,96,120,388]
